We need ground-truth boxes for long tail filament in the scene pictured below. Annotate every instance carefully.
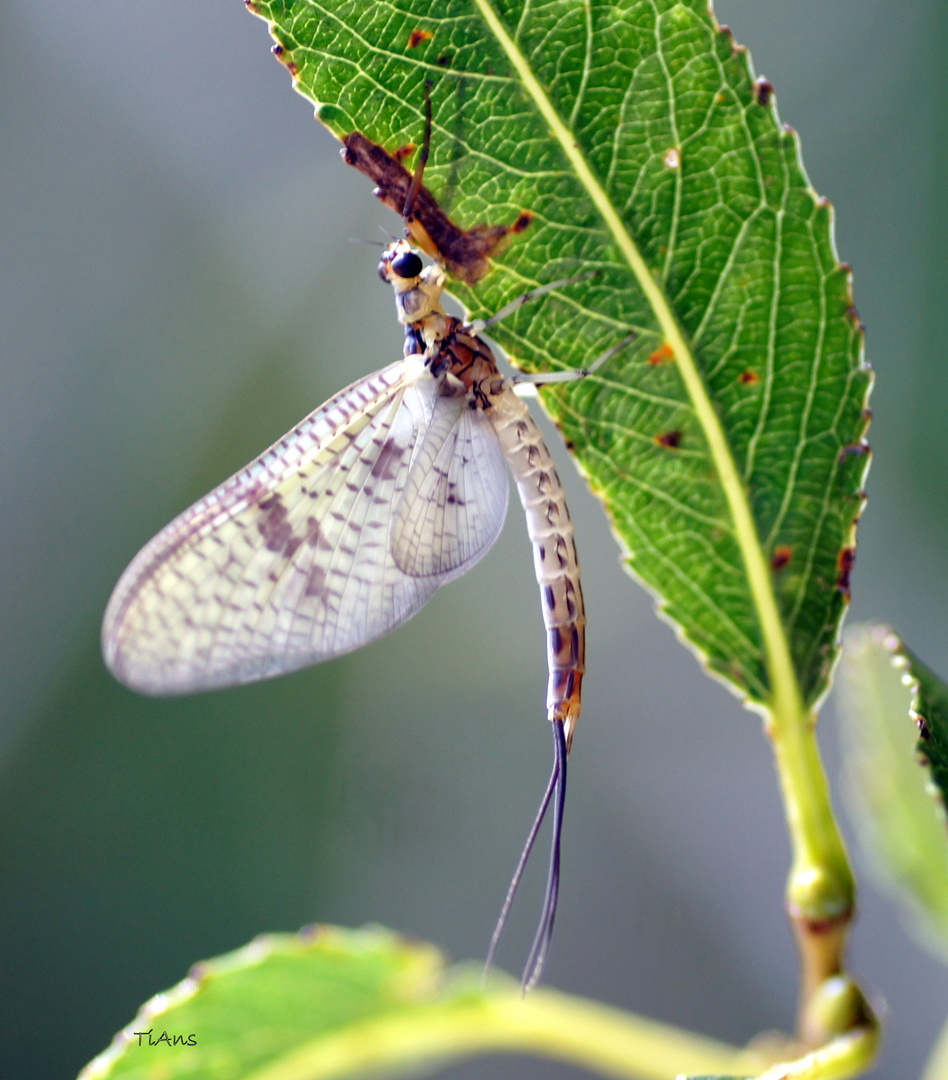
[485,716,568,990]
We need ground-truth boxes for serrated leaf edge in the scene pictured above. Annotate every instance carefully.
[472,0,800,717]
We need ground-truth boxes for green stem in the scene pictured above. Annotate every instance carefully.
[772,699,855,919]
[768,692,857,1039]
[755,1021,879,1080]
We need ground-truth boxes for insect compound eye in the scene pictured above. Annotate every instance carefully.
[390,250,423,279]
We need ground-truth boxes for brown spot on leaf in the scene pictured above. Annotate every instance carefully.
[655,430,682,449]
[408,28,433,47]
[393,142,415,164]
[839,441,871,462]
[511,211,534,233]
[648,342,675,365]
[739,369,759,385]
[837,547,856,599]
[271,43,297,75]
[771,546,792,571]
[437,54,452,67]
[755,79,774,106]
[918,716,931,741]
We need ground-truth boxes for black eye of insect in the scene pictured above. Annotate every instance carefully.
[391,251,423,279]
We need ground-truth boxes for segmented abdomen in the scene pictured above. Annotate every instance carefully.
[489,388,585,749]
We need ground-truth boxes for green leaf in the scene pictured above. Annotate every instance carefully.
[836,625,948,958]
[247,0,869,711]
[908,643,948,813]
[79,924,758,1080]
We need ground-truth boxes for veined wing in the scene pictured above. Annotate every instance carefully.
[392,384,509,579]
[102,355,457,695]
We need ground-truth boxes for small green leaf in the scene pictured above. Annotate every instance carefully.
[80,924,757,1080]
[248,0,869,713]
[836,625,948,958]
[907,642,948,812]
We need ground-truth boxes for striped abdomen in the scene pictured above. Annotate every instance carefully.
[489,388,585,749]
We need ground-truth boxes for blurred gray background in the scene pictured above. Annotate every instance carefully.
[1,2,946,1077]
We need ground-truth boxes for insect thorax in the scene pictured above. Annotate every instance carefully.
[428,323,504,411]
[381,237,505,411]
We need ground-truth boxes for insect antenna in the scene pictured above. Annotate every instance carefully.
[348,236,389,248]
[485,715,568,990]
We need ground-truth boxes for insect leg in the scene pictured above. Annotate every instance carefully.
[512,330,638,386]
[466,272,598,335]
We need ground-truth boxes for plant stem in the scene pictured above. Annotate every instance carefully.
[755,1019,879,1080]
[767,690,858,1041]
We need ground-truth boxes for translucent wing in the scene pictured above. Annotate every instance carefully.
[102,356,459,696]
[392,385,509,579]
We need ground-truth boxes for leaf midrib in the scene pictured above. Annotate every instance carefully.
[472,0,801,717]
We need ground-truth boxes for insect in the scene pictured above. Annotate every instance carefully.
[103,104,629,983]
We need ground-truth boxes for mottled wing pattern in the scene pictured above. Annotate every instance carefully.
[102,356,461,695]
[392,386,509,579]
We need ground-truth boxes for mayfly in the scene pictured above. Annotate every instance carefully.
[103,136,626,988]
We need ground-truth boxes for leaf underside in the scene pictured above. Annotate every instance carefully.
[249,0,870,709]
